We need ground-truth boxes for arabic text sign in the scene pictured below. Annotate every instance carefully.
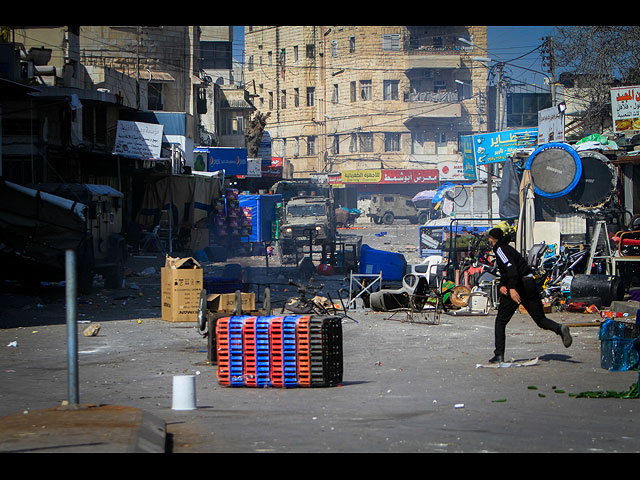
[611,85,640,133]
[341,169,438,184]
[538,106,565,144]
[114,120,163,158]
[461,135,476,180]
[472,128,538,165]
[342,170,382,183]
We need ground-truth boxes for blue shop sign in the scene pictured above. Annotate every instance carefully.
[461,135,476,180]
[473,128,537,165]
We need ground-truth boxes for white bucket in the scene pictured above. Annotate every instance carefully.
[172,375,197,410]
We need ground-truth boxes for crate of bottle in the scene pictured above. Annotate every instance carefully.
[215,315,343,388]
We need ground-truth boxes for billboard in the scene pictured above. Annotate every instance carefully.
[611,85,640,133]
[538,106,565,144]
[113,120,163,159]
[193,147,247,176]
[339,169,438,184]
[462,129,538,179]
[461,135,477,180]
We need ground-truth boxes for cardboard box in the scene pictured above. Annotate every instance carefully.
[161,256,204,322]
[207,292,255,313]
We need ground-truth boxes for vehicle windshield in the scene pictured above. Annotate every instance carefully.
[288,204,326,216]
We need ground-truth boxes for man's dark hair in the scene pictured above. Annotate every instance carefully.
[488,228,504,240]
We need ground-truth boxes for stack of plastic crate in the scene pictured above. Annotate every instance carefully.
[216,315,343,388]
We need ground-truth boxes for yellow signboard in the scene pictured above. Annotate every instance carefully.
[341,170,382,183]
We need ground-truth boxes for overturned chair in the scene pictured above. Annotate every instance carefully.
[369,265,444,324]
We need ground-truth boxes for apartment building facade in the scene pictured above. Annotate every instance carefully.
[243,26,489,179]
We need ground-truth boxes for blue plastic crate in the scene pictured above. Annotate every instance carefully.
[228,317,247,386]
[254,316,272,387]
[281,316,300,387]
[599,319,640,371]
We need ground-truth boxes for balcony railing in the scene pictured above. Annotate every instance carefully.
[405,91,458,103]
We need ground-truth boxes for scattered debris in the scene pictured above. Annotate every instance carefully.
[83,323,101,337]
[476,357,539,369]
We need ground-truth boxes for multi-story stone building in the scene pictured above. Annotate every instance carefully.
[243,26,489,180]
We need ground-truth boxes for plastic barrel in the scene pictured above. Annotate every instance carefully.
[569,274,624,307]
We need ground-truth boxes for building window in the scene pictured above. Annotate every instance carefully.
[411,130,426,155]
[306,44,315,59]
[307,87,315,107]
[360,133,373,152]
[293,137,299,157]
[360,80,372,101]
[332,40,338,57]
[349,133,357,152]
[281,90,286,109]
[349,36,356,53]
[221,113,244,135]
[148,82,163,110]
[383,80,399,100]
[331,134,339,154]
[268,51,272,66]
[294,88,299,107]
[269,92,273,110]
[382,34,401,51]
[307,135,316,155]
[200,41,232,70]
[332,84,339,104]
[385,132,400,151]
[350,81,356,102]
[294,45,299,62]
[248,55,254,71]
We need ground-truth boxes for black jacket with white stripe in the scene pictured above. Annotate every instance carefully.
[492,236,533,290]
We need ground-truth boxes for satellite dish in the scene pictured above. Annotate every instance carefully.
[525,143,582,198]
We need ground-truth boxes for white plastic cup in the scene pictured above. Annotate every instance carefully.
[172,375,197,410]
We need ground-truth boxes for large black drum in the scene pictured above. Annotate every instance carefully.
[525,143,582,198]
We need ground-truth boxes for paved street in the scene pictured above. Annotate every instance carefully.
[1,221,638,453]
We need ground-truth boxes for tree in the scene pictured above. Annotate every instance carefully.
[554,26,640,135]
[245,111,271,157]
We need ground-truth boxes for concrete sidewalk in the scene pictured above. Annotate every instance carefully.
[0,403,166,453]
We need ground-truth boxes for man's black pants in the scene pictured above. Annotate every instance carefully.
[494,276,561,357]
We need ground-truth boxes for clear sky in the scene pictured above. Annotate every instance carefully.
[487,25,556,90]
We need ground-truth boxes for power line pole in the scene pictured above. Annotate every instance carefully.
[542,36,556,105]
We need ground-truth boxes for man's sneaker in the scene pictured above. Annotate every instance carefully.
[560,325,572,348]
[489,354,504,364]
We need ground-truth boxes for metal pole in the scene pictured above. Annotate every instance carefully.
[65,249,79,405]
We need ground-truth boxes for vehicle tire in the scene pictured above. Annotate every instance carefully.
[197,289,208,331]
[263,287,271,315]
[372,216,381,224]
[409,216,419,224]
[382,212,394,225]
[418,212,429,224]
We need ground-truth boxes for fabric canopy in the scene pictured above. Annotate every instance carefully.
[411,189,437,203]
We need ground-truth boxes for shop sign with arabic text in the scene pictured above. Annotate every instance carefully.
[611,85,640,133]
[472,129,538,165]
[337,169,438,184]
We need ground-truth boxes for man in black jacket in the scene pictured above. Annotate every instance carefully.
[487,227,572,364]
